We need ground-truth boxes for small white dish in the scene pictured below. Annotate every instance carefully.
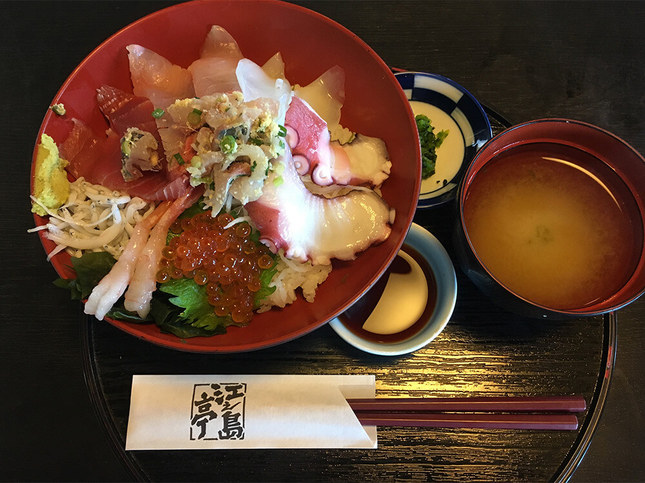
[394,71,492,208]
[329,223,457,356]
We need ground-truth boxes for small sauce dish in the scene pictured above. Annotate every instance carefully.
[395,71,492,208]
[329,224,457,356]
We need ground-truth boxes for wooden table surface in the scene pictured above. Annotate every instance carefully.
[3,1,644,481]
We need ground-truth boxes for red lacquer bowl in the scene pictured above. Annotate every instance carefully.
[31,0,421,352]
[455,118,645,319]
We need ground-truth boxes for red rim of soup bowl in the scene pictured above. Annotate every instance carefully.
[31,0,421,352]
[456,118,645,318]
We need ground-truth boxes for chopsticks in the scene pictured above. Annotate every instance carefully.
[348,395,586,430]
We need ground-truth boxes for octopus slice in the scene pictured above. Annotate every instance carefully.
[284,96,391,187]
[245,147,393,266]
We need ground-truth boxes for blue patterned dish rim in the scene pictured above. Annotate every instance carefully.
[395,71,492,208]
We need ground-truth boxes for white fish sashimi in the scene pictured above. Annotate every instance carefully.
[293,65,345,133]
[262,52,286,79]
[236,58,293,125]
[189,25,243,96]
[126,44,194,109]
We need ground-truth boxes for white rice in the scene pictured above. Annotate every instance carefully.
[258,250,332,311]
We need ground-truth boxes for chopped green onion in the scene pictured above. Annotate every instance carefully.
[152,108,165,119]
[219,135,237,154]
[272,176,284,187]
[248,137,263,146]
[415,114,449,179]
[187,108,203,126]
[278,125,287,137]
[190,155,203,168]
[173,153,185,165]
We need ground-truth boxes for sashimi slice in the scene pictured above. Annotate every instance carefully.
[124,186,203,318]
[245,147,392,265]
[96,85,159,137]
[236,58,292,124]
[285,96,390,187]
[188,25,243,96]
[126,44,194,109]
[60,119,191,201]
[284,95,333,185]
[293,65,345,132]
[97,85,165,178]
[262,52,286,79]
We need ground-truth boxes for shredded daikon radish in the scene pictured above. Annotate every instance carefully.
[29,178,154,260]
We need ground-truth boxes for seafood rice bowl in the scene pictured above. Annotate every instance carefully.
[30,0,421,352]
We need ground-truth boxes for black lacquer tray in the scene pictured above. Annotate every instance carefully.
[80,108,616,482]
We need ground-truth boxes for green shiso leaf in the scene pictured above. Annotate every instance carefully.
[159,278,234,332]
[54,251,116,300]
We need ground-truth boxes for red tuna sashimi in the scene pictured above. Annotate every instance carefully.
[188,25,243,96]
[60,118,191,201]
[96,85,160,138]
[126,44,194,109]
[97,85,165,165]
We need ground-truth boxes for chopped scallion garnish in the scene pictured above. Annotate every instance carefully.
[187,108,203,126]
[152,108,165,119]
[219,135,237,154]
[173,153,185,165]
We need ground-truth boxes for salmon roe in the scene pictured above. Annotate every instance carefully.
[155,212,274,325]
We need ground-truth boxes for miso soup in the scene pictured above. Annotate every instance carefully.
[463,142,642,310]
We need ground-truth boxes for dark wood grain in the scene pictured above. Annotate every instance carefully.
[3,0,644,481]
[84,182,610,480]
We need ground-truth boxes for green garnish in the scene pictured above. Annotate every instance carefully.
[173,153,185,165]
[415,114,449,179]
[151,108,165,119]
[53,251,115,300]
[278,125,287,137]
[53,216,279,339]
[159,278,232,332]
[50,103,66,116]
[219,134,237,154]
[187,108,203,126]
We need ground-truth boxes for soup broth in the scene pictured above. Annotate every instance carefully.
[463,142,642,310]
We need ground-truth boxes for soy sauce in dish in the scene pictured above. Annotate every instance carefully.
[339,243,437,343]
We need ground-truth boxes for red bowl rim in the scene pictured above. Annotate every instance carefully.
[458,117,645,316]
[30,0,420,353]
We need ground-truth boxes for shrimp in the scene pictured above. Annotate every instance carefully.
[124,188,202,318]
[84,201,171,320]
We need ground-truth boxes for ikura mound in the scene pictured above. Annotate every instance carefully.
[30,1,420,353]
[457,119,645,318]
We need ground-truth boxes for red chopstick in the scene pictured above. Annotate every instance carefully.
[347,395,586,413]
[348,395,586,430]
[355,412,579,430]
